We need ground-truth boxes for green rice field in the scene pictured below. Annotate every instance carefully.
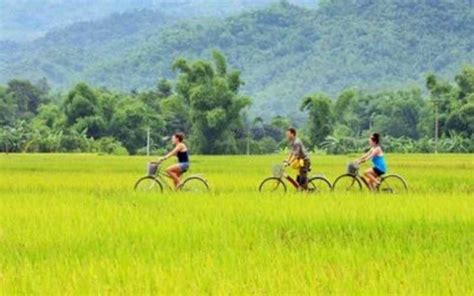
[0,154,473,294]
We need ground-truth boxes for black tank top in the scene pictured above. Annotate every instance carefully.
[177,150,189,163]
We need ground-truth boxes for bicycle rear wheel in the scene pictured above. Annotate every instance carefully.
[332,174,362,192]
[308,176,332,193]
[179,176,209,193]
[379,175,408,194]
[259,177,287,193]
[134,176,163,193]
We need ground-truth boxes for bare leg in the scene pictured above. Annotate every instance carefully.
[363,168,378,191]
[166,164,182,188]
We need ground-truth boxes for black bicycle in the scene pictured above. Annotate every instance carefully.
[134,161,209,193]
[332,162,408,194]
[259,164,332,193]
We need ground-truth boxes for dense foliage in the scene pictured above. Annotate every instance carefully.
[0,50,472,155]
[299,65,474,154]
[0,1,472,119]
[0,0,317,42]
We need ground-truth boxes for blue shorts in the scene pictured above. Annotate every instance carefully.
[178,162,189,172]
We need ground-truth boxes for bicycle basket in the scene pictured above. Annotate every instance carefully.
[347,162,359,175]
[147,162,158,176]
[272,164,284,178]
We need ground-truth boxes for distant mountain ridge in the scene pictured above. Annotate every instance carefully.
[0,0,318,42]
[0,0,472,117]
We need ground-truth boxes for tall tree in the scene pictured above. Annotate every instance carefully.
[173,51,250,154]
[300,93,333,148]
[64,83,99,125]
[6,79,47,119]
[157,79,173,98]
[455,66,474,102]
[372,89,423,139]
[426,73,463,136]
[64,83,105,138]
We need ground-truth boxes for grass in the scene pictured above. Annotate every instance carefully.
[0,153,473,294]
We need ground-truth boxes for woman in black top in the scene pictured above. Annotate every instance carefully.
[157,132,189,188]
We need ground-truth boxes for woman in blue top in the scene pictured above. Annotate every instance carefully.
[356,133,387,190]
[157,132,189,188]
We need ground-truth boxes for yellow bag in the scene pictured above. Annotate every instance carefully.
[290,158,304,170]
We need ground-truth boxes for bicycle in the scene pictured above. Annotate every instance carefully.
[258,164,332,193]
[332,162,408,193]
[134,161,209,193]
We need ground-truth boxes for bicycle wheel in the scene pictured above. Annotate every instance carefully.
[308,176,332,193]
[332,174,362,192]
[259,177,287,193]
[179,176,209,193]
[134,176,163,193]
[379,174,408,194]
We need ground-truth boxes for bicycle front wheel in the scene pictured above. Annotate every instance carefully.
[308,176,332,193]
[179,176,209,193]
[332,174,362,192]
[134,176,163,193]
[259,177,287,193]
[379,175,408,194]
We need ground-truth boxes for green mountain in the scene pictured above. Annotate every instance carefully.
[0,0,472,117]
[0,0,318,42]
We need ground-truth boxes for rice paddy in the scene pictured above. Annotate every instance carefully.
[0,153,472,294]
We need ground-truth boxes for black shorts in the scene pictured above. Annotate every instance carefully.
[299,159,311,176]
[373,167,385,176]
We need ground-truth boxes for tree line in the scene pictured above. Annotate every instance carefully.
[1,0,471,119]
[1,51,473,155]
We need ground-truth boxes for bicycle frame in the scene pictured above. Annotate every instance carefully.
[280,168,308,190]
[351,169,381,191]
[282,173,301,189]
[155,171,177,190]
[150,163,184,190]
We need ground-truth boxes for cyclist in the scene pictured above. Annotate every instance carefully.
[285,128,311,190]
[156,132,189,188]
[356,133,387,190]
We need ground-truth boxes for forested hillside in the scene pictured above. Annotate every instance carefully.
[0,0,317,42]
[1,50,473,155]
[0,0,472,117]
